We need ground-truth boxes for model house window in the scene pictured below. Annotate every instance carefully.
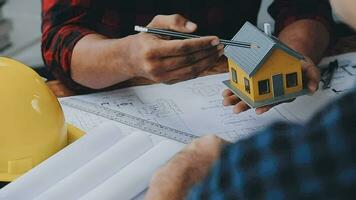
[231,68,238,83]
[286,72,298,88]
[244,78,250,94]
[258,79,270,95]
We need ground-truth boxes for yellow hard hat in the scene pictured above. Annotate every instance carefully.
[0,57,68,182]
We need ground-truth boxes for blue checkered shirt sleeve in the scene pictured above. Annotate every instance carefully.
[187,89,356,200]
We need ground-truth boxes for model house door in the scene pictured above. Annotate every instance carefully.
[272,74,284,97]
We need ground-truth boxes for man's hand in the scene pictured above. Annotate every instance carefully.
[223,57,320,115]
[222,18,329,115]
[127,14,224,84]
[71,14,223,89]
[145,135,226,200]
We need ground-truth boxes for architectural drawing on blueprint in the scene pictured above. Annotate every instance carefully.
[138,99,182,118]
[187,82,226,98]
[62,50,356,142]
[62,105,167,145]
[62,106,109,132]
[61,74,295,142]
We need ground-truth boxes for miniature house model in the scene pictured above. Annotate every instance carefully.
[223,22,308,108]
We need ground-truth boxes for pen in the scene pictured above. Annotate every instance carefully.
[134,26,260,49]
[322,60,339,89]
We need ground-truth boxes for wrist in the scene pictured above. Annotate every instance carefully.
[168,152,199,186]
[71,34,138,89]
[110,36,138,79]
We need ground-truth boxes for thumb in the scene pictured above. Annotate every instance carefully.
[302,58,320,93]
[148,14,197,33]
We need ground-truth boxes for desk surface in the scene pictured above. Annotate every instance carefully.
[48,35,356,98]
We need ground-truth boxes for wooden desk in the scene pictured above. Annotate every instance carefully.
[48,35,356,98]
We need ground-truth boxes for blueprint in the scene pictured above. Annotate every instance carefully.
[61,67,342,143]
[61,74,288,142]
[60,52,355,142]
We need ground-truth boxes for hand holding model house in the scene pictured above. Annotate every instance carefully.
[223,22,320,114]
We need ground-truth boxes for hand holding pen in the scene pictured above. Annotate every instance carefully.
[127,14,225,84]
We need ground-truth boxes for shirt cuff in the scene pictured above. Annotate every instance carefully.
[43,25,97,93]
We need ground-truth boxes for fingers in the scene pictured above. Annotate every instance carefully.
[161,49,222,83]
[231,102,275,115]
[221,91,273,115]
[136,34,222,83]
[233,102,251,114]
[153,36,220,57]
[233,103,271,115]
[222,89,233,97]
[255,106,273,115]
[222,89,241,106]
[184,134,227,166]
[187,135,225,152]
[221,89,250,114]
[221,55,312,116]
[223,94,241,106]
[222,90,274,115]
[158,44,224,71]
[302,58,320,93]
[148,14,197,33]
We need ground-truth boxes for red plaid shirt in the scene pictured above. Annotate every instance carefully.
[41,0,333,93]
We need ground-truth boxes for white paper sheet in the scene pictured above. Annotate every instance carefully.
[0,122,126,200]
[318,52,356,93]
[61,62,348,142]
[35,132,154,200]
[61,74,291,142]
[276,87,338,123]
[0,123,176,200]
[80,140,184,200]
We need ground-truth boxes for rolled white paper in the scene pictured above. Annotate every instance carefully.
[79,140,184,200]
[0,122,125,199]
[35,132,154,200]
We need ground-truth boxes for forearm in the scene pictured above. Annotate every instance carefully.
[278,19,330,63]
[146,135,225,200]
[149,154,198,200]
[71,34,136,89]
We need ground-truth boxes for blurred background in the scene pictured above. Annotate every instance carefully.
[1,0,41,67]
[0,0,354,72]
